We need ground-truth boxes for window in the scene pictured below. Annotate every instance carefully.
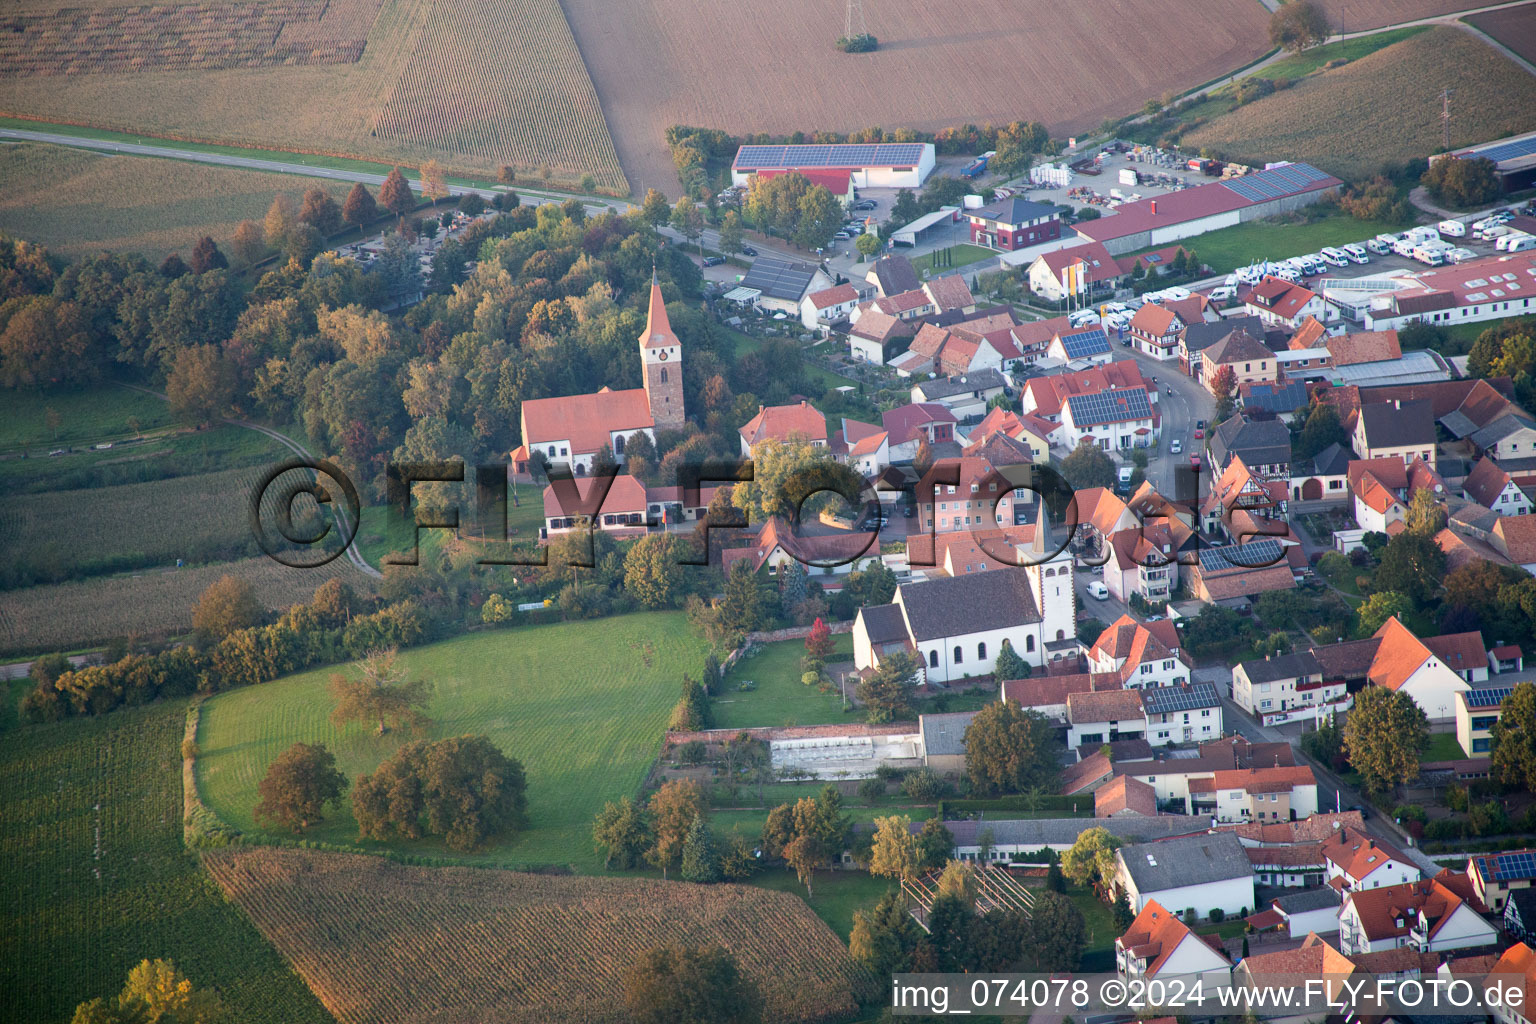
[547,446,556,457]
[1140,664,1151,675]
[929,650,939,669]
[615,435,626,455]
[1473,737,1491,753]
[978,642,987,660]
[1056,630,1065,641]
[954,646,963,664]
[1026,636,1035,652]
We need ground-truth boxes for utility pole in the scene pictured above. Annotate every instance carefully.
[1441,88,1454,152]
[845,0,866,39]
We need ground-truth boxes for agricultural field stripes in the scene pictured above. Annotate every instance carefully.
[194,613,708,869]
[0,554,368,655]
[1306,0,1523,31]
[0,703,333,1024]
[0,141,355,261]
[560,0,1270,196]
[0,0,626,192]
[1183,28,1536,181]
[1466,6,1536,64]
[205,846,879,1024]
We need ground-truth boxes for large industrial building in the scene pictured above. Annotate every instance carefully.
[1071,162,1342,255]
[1335,253,1536,332]
[1443,131,1536,194]
[731,142,937,189]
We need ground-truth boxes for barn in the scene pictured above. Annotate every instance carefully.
[731,143,937,189]
[1442,130,1536,194]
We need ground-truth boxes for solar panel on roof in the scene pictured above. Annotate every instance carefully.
[733,142,926,169]
[739,255,818,301]
[1464,686,1514,709]
[1142,682,1220,715]
[1065,387,1151,425]
[1473,136,1536,164]
[1058,328,1110,359]
[1220,162,1331,204]
[1197,538,1283,573]
[1487,851,1536,881]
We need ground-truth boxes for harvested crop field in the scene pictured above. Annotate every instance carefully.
[1467,6,1536,65]
[1305,0,1511,31]
[0,141,352,260]
[0,0,626,191]
[561,0,1270,195]
[205,847,878,1024]
[1183,28,1536,180]
[0,555,369,655]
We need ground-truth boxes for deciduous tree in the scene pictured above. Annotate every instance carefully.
[1269,0,1329,53]
[342,182,377,228]
[1061,439,1116,490]
[254,742,347,831]
[192,574,261,639]
[1344,685,1428,795]
[964,699,1058,795]
[1026,890,1086,972]
[419,159,448,205]
[869,814,921,881]
[1062,826,1120,891]
[850,887,922,975]
[379,167,415,217]
[856,650,917,723]
[916,815,953,871]
[1354,591,1411,639]
[264,193,298,248]
[593,795,651,869]
[352,734,526,851]
[1374,530,1446,607]
[624,533,691,609]
[329,647,433,735]
[71,959,223,1024]
[622,945,761,1024]
[680,814,722,883]
[188,236,227,274]
[670,196,705,252]
[298,188,342,236]
[641,188,671,227]
[646,779,705,879]
[230,219,266,266]
[1492,682,1536,791]
[718,210,744,255]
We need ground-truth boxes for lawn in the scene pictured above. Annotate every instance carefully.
[348,488,547,569]
[0,702,332,1024]
[713,324,850,391]
[748,869,896,941]
[1423,731,1466,762]
[1065,885,1119,972]
[195,612,709,870]
[1131,211,1412,276]
[911,243,998,278]
[0,420,289,495]
[713,633,860,730]
[0,384,174,453]
[0,141,354,261]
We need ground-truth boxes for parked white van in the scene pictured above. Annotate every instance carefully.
[1209,286,1236,302]
[1477,224,1510,241]
[1393,236,1419,257]
[1438,219,1466,238]
[1342,244,1369,264]
[1320,247,1349,267]
[1500,234,1536,253]
[1413,245,1446,266]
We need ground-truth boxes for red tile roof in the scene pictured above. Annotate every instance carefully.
[925,275,975,311]
[520,386,653,457]
[1487,942,1536,1022]
[807,283,858,308]
[1061,750,1114,794]
[1289,317,1329,350]
[1463,457,1516,508]
[1038,241,1123,284]
[1343,876,1477,944]
[1001,672,1122,708]
[1022,359,1146,418]
[1326,330,1401,366]
[1067,688,1146,724]
[1495,514,1536,562]
[541,474,648,520]
[1131,303,1179,337]
[1424,631,1487,677]
[1248,276,1318,320]
[739,401,828,447]
[1200,765,1317,795]
[641,276,678,350]
[1095,774,1157,816]
[1322,827,1413,883]
[1117,899,1231,979]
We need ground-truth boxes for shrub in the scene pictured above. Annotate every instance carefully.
[835,33,878,52]
[677,740,708,766]
[902,767,945,802]
[1209,908,1225,923]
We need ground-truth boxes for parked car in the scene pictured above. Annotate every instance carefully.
[1087,581,1110,600]
[740,245,758,257]
[1208,286,1235,302]
[1170,438,1183,454]
[702,255,725,266]
[1195,419,1206,431]
[1189,454,1202,469]
[1069,310,1101,327]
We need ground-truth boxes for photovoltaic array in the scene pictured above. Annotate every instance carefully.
[1065,387,1151,425]
[733,144,928,169]
[1221,162,1333,203]
[1197,537,1283,573]
[1141,682,1220,715]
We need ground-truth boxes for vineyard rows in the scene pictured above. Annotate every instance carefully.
[370,0,625,191]
[206,847,878,1024]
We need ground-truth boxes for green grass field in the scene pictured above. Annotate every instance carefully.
[748,870,895,941]
[1133,211,1413,275]
[195,613,709,869]
[0,702,332,1024]
[911,243,997,278]
[714,633,859,730]
[349,483,546,568]
[1423,732,1466,762]
[0,420,288,495]
[0,385,173,453]
[713,325,850,391]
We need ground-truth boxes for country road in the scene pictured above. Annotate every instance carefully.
[0,126,633,217]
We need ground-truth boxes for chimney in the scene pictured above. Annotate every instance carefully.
[1150,200,1158,216]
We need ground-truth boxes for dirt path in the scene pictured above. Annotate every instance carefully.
[116,384,382,580]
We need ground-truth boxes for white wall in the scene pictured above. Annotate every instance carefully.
[1283,906,1339,939]
[1121,869,1255,919]
[1145,705,1220,746]
[1399,660,1472,721]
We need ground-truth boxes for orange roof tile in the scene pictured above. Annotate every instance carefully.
[1322,827,1413,883]
[739,401,828,447]
[1366,617,1435,691]
[1095,775,1157,816]
[1117,899,1230,978]
[521,386,653,457]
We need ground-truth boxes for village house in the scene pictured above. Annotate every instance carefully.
[1466,849,1536,912]
[1102,521,1183,605]
[719,517,882,582]
[1246,275,1327,330]
[1506,895,1536,944]
[1065,688,1149,747]
[1021,359,1148,425]
[1289,442,1352,504]
[1114,737,1297,812]
[1337,876,1497,956]
[1253,888,1344,937]
[1181,316,1264,382]
[882,403,961,463]
[1141,683,1224,746]
[1487,941,1536,1024]
[1365,616,1484,720]
[738,400,828,457]
[865,254,921,298]
[1116,899,1234,985]
[968,406,1055,462]
[1061,386,1158,452]
[1463,456,1533,514]
[1129,303,1184,361]
[1026,240,1123,303]
[1189,765,1319,824]
[799,282,867,334]
[1456,686,1509,757]
[846,308,915,365]
[1348,457,1411,535]
[1353,398,1437,467]
[997,672,1123,724]
[1096,775,1159,817]
[1088,616,1188,690]
[1232,650,1349,726]
[1323,828,1422,894]
[1208,414,1292,479]
[1114,833,1255,919]
[1201,329,1277,393]
[909,368,1009,419]
[967,196,1063,251]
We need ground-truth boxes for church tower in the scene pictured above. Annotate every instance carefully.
[1020,497,1076,654]
[639,271,685,429]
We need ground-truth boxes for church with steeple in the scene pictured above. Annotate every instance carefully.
[511,274,685,476]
